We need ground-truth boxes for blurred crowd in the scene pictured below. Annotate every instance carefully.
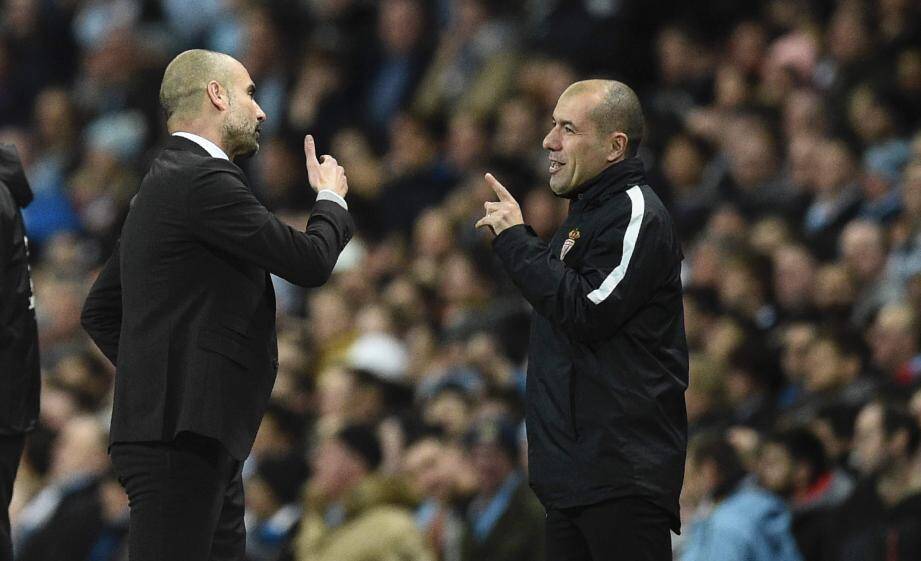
[3,0,921,560]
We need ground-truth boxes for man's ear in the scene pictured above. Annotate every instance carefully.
[607,132,629,162]
[206,81,229,111]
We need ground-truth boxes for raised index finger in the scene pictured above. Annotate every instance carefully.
[304,134,321,172]
[485,173,514,202]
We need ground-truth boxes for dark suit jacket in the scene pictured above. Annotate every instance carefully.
[81,136,353,459]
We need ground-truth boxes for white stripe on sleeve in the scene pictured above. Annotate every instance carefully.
[586,185,645,305]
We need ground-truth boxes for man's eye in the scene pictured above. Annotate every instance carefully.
[564,126,574,133]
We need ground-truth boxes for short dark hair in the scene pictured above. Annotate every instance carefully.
[591,81,645,157]
[263,402,306,443]
[336,423,383,471]
[767,428,829,484]
[878,401,921,457]
[691,432,747,500]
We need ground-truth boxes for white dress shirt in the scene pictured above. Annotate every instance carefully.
[171,132,348,210]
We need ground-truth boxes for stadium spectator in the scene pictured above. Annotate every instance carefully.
[460,417,543,561]
[412,0,519,121]
[13,416,110,561]
[758,428,855,561]
[828,400,921,561]
[681,433,802,561]
[401,434,471,561]
[866,303,921,387]
[289,424,431,561]
[803,139,863,261]
[245,455,309,561]
[840,220,903,327]
[779,329,875,427]
[363,0,432,135]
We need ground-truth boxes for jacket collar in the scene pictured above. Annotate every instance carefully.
[164,134,217,159]
[567,157,646,208]
[171,132,229,160]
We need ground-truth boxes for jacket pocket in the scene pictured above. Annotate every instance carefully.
[198,327,254,369]
[216,312,251,339]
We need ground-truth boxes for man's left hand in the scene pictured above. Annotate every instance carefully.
[476,173,523,236]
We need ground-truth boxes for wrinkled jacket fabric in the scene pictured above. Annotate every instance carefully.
[492,157,689,529]
[81,136,353,459]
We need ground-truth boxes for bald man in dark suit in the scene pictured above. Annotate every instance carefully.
[81,49,354,561]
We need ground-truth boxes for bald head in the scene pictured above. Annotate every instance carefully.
[158,49,266,159]
[159,49,237,123]
[565,80,645,157]
[543,79,645,194]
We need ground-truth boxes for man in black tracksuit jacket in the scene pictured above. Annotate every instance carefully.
[0,144,40,561]
[478,80,688,560]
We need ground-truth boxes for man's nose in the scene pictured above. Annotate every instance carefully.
[256,104,267,122]
[542,130,559,151]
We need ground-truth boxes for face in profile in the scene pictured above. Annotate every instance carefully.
[757,441,794,496]
[542,87,618,196]
[850,403,886,476]
[222,61,266,159]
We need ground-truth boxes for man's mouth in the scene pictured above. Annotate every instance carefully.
[549,160,564,174]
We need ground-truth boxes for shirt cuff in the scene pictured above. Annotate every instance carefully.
[316,190,348,210]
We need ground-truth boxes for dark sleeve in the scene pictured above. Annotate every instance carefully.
[0,199,11,348]
[492,192,672,342]
[186,164,354,287]
[80,240,122,366]
[0,200,7,276]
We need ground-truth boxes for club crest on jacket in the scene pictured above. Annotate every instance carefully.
[560,228,580,260]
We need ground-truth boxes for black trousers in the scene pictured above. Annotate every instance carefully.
[109,432,245,561]
[545,496,672,561]
[0,434,24,561]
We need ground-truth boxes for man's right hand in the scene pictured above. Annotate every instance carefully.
[304,134,348,198]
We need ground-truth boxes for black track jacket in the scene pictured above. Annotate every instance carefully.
[0,144,39,434]
[492,157,688,530]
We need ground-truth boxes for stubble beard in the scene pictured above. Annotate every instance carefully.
[222,103,259,159]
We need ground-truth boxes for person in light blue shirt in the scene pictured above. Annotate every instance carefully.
[682,434,803,561]
[461,417,545,561]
